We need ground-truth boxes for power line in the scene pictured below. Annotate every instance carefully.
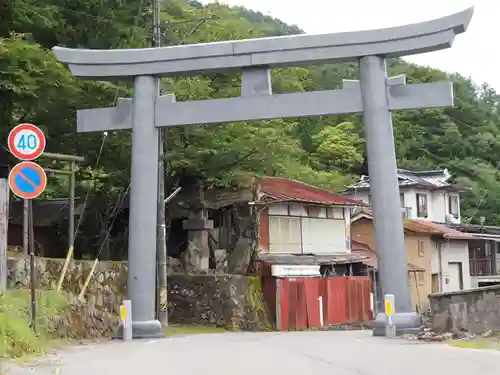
[94,183,131,259]
[19,0,217,30]
[463,158,500,226]
[73,133,107,239]
[17,1,142,29]
[110,0,148,105]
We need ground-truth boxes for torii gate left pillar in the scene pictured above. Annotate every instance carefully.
[53,7,472,339]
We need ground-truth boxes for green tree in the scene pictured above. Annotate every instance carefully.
[311,122,364,173]
[2,0,500,227]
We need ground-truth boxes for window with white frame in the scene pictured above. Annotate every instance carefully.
[268,215,302,253]
[268,214,347,254]
[301,217,346,254]
[448,195,459,218]
[416,193,428,218]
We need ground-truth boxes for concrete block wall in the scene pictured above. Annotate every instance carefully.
[429,285,500,334]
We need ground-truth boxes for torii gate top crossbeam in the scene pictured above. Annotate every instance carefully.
[52,7,473,79]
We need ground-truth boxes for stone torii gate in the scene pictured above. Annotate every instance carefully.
[53,7,473,338]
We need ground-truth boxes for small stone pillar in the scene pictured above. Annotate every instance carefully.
[182,213,213,272]
[181,181,213,272]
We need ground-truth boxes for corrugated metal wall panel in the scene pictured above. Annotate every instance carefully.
[304,278,321,328]
[271,276,372,331]
[324,277,348,324]
[301,217,347,254]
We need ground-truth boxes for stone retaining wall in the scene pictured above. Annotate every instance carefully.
[168,274,271,331]
[7,256,271,339]
[429,285,500,334]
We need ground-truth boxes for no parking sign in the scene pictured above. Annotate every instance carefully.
[8,162,47,199]
[7,123,47,199]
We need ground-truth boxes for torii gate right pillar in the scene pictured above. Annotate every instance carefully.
[359,56,418,335]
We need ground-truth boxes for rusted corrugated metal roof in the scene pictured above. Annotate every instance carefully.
[351,241,425,272]
[412,220,475,240]
[352,210,442,235]
[403,219,443,234]
[258,252,368,266]
[258,177,367,206]
[352,240,371,250]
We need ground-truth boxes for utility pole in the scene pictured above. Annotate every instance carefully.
[153,0,169,327]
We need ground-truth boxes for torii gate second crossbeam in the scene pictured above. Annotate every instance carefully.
[52,7,473,339]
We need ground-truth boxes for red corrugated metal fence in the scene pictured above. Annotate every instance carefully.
[262,275,372,331]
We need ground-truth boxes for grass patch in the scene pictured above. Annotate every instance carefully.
[0,289,68,359]
[164,324,228,337]
[448,339,500,350]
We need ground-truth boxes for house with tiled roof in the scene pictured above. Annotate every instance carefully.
[256,177,368,270]
[445,222,500,288]
[351,209,473,312]
[343,168,464,225]
[168,176,369,274]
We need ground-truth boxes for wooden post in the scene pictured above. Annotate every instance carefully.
[68,161,76,255]
[249,180,261,274]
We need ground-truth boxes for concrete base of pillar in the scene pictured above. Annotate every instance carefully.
[113,319,164,340]
[372,312,422,337]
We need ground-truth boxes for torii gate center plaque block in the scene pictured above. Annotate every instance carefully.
[53,8,473,339]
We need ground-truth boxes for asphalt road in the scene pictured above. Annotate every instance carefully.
[5,330,500,375]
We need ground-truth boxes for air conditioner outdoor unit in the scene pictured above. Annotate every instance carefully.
[271,265,320,278]
[401,207,411,219]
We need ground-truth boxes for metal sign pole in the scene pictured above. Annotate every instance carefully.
[28,199,37,333]
[6,123,48,334]
[0,178,8,292]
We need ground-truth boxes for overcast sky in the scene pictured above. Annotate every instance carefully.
[200,1,495,90]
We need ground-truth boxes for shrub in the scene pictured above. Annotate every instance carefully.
[0,289,68,358]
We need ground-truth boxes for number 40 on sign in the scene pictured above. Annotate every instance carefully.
[8,123,46,161]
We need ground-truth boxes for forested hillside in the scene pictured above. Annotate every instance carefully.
[1,0,500,225]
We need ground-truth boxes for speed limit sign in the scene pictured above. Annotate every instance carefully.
[8,123,46,161]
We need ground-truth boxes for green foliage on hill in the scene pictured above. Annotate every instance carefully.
[1,0,500,225]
